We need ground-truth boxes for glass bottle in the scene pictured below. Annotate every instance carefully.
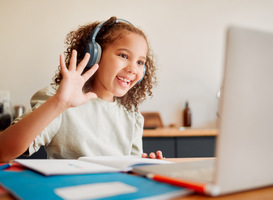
[183,101,191,127]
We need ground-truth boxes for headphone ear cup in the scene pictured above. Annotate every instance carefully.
[137,65,146,84]
[84,41,99,68]
[95,43,102,64]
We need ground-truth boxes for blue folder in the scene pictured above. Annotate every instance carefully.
[0,168,191,199]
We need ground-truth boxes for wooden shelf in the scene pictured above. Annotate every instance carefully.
[143,128,218,137]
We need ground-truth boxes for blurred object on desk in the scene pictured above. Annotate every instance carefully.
[14,105,25,118]
[0,103,13,131]
[0,114,11,131]
[141,112,163,129]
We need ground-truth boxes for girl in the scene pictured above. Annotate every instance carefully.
[0,17,163,162]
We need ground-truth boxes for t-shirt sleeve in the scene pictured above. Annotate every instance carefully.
[12,86,62,156]
[130,111,144,156]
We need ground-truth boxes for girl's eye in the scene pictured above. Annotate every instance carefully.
[119,54,128,59]
[137,60,145,66]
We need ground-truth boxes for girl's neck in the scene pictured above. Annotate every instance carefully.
[91,80,115,102]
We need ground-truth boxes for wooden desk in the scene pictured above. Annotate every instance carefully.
[143,128,218,137]
[174,186,273,200]
[2,184,273,200]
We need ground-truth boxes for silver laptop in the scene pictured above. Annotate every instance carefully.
[133,26,273,196]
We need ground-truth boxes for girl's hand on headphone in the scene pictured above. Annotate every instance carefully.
[55,50,99,109]
[142,150,165,159]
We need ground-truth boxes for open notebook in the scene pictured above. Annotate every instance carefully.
[14,156,172,176]
[133,26,273,196]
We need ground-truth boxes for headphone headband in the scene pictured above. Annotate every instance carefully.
[89,19,133,43]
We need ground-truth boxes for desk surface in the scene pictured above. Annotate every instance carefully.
[1,158,273,200]
[174,186,273,200]
[143,128,218,137]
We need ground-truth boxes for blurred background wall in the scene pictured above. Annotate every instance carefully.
[1,0,273,128]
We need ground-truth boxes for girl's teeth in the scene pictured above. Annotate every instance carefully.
[118,77,130,83]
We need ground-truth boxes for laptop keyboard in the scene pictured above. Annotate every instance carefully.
[169,166,214,183]
[133,158,216,184]
[150,159,216,183]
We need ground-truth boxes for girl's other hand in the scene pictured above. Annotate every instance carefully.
[56,50,99,108]
[142,150,164,159]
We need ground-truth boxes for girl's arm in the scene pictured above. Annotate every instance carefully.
[0,50,98,162]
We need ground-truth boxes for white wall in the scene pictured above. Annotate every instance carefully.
[1,0,273,128]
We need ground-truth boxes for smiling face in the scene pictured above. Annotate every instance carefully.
[92,32,148,101]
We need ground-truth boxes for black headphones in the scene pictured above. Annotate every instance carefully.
[83,18,146,83]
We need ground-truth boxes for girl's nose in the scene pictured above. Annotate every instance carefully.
[125,63,137,74]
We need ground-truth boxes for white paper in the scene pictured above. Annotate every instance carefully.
[14,159,119,176]
[79,156,173,171]
[54,182,137,200]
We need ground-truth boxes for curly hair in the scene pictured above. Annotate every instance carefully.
[53,16,157,111]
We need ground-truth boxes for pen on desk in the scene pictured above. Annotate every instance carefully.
[0,163,11,171]
[146,173,207,195]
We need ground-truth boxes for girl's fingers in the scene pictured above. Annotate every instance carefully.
[68,50,77,71]
[142,153,148,158]
[59,54,67,73]
[77,53,90,73]
[82,64,99,81]
[156,150,163,159]
[62,51,92,76]
[149,152,156,159]
[142,152,163,159]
